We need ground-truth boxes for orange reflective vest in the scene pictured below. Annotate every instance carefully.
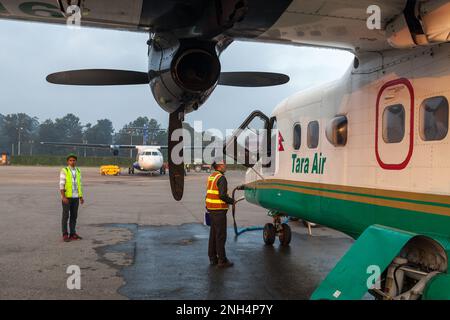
[205,171,229,211]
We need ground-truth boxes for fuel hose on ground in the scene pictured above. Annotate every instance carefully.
[232,185,264,237]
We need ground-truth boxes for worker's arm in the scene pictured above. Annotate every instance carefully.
[79,171,84,204]
[59,170,69,204]
[217,176,234,205]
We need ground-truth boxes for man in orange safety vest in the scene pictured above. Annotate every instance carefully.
[205,158,235,268]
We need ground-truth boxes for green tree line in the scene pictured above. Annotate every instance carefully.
[0,113,167,158]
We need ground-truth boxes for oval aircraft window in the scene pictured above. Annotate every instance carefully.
[420,96,449,141]
[307,121,319,149]
[293,123,301,150]
[383,104,405,144]
[326,116,348,147]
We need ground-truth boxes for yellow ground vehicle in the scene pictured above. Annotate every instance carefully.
[1,152,10,166]
[100,165,121,176]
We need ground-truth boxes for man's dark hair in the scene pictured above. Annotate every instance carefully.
[212,158,226,170]
[66,153,78,161]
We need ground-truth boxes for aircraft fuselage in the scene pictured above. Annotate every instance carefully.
[245,43,450,242]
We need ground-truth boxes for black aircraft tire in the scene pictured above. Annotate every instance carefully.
[263,223,276,245]
[279,224,292,246]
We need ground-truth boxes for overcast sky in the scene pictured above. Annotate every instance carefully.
[0,20,354,133]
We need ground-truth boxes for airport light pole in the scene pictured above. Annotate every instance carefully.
[29,140,34,156]
[83,140,87,158]
[17,127,23,156]
[131,134,133,158]
[126,127,143,158]
[81,124,90,158]
[128,130,134,158]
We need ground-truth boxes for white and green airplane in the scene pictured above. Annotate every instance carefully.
[2,0,450,300]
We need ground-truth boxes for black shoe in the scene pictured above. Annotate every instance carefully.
[210,259,218,266]
[218,260,234,268]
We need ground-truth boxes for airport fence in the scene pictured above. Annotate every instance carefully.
[9,155,132,167]
[8,155,248,170]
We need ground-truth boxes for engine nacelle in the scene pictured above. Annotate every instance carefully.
[148,35,221,114]
[420,0,450,43]
[387,0,450,49]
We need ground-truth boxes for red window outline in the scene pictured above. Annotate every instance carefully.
[375,78,415,170]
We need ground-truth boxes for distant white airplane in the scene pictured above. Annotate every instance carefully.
[131,146,165,174]
[40,142,165,175]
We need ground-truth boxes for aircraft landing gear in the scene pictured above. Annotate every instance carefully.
[369,237,447,300]
[128,167,135,175]
[263,223,276,245]
[279,223,292,246]
[263,215,291,246]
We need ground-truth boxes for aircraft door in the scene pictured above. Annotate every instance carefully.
[224,111,271,168]
[376,79,414,170]
[265,116,279,176]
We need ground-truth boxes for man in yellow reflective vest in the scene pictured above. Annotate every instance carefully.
[59,154,84,242]
[205,158,235,268]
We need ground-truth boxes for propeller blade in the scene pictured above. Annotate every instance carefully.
[168,110,185,201]
[46,69,149,86]
[218,72,289,87]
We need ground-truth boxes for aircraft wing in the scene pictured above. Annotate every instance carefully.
[0,0,148,32]
[0,0,409,51]
[236,0,408,51]
[40,142,205,150]
[40,141,137,149]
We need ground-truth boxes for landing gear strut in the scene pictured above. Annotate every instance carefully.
[368,236,448,300]
[231,186,291,244]
[263,215,291,246]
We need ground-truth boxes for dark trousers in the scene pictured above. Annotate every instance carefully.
[208,211,228,263]
[62,198,79,235]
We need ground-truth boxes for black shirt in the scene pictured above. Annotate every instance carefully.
[216,173,234,205]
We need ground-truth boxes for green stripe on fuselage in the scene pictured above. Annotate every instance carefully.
[245,184,450,241]
[262,182,450,209]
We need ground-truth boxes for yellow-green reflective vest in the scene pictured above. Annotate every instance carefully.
[63,167,83,198]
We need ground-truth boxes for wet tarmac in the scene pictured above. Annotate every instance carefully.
[99,223,353,300]
[0,166,353,299]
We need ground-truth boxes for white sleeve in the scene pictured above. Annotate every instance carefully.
[59,170,66,190]
[79,172,83,196]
